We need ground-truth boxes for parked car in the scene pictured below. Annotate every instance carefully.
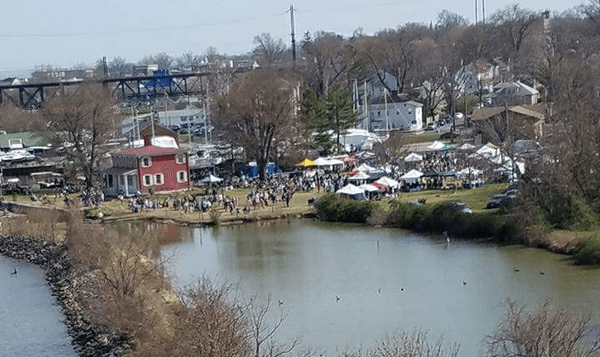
[440,130,460,139]
[486,194,508,209]
[454,201,473,214]
[425,122,437,131]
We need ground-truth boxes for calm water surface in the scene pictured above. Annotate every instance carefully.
[0,254,76,357]
[162,220,600,357]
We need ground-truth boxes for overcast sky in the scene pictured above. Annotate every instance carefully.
[2,0,582,77]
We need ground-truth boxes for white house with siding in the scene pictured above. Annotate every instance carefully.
[369,100,423,132]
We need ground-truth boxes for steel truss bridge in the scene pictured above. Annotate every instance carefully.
[0,72,210,109]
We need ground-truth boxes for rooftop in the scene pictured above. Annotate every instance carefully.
[117,145,185,157]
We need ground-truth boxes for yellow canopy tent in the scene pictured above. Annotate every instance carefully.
[295,158,314,167]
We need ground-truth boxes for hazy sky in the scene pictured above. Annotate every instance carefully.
[2,0,581,77]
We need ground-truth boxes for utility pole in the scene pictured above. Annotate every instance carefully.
[102,56,108,78]
[475,0,478,24]
[482,0,486,24]
[289,4,296,63]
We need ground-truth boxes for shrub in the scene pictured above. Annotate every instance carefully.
[314,194,375,223]
[539,191,598,231]
[572,234,600,266]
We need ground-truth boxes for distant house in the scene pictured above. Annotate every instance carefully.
[470,103,550,141]
[103,144,190,197]
[491,81,539,107]
[0,77,22,86]
[369,100,423,132]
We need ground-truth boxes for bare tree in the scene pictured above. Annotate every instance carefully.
[247,296,298,357]
[110,56,133,77]
[300,31,352,96]
[0,102,45,132]
[176,52,201,72]
[435,9,469,37]
[337,329,459,357]
[488,299,600,357]
[253,33,288,67]
[175,278,251,357]
[138,53,173,70]
[43,83,120,188]
[489,4,539,60]
[355,30,415,95]
[215,69,302,180]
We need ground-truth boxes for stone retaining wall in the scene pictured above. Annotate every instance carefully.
[0,235,130,357]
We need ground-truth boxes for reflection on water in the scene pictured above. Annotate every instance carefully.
[0,255,76,357]
[162,219,600,357]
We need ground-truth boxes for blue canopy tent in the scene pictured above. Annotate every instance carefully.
[243,162,282,178]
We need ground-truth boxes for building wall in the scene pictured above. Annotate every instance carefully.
[137,154,190,193]
[157,108,206,129]
[369,102,423,131]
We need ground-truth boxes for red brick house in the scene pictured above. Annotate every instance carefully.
[104,144,190,197]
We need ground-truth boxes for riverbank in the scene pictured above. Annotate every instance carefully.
[0,234,130,357]
[0,185,591,260]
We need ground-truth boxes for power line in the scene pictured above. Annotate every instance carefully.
[0,12,288,39]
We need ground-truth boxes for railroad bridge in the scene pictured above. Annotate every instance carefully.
[0,71,210,109]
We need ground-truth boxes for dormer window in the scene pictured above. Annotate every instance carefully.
[141,157,152,167]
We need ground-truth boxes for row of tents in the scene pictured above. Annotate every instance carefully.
[336,176,401,200]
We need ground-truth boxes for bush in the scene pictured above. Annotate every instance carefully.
[386,201,431,231]
[385,200,520,241]
[572,234,600,266]
[539,191,598,231]
[314,194,376,223]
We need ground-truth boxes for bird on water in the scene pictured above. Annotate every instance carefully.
[443,231,450,244]
[11,268,17,275]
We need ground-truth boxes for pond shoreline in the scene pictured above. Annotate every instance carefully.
[0,235,130,357]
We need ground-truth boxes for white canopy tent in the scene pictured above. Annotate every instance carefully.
[356,163,376,173]
[200,174,223,184]
[459,143,476,151]
[400,169,424,181]
[427,141,445,151]
[336,183,368,200]
[359,184,381,192]
[472,143,500,159]
[348,171,371,181]
[404,153,424,162]
[313,157,345,170]
[375,176,400,188]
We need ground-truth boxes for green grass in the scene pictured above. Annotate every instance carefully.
[398,132,442,145]
[388,183,509,212]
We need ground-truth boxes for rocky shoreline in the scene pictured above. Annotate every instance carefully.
[0,235,130,357]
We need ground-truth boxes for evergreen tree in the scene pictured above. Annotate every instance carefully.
[301,88,334,154]
[301,86,359,155]
[326,86,359,154]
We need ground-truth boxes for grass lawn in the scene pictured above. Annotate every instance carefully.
[84,187,326,223]
[398,132,442,145]
[0,183,508,222]
[386,183,510,212]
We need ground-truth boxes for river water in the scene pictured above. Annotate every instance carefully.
[162,219,600,357]
[0,254,76,357]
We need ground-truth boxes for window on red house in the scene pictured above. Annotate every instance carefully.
[155,173,164,185]
[177,171,187,183]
